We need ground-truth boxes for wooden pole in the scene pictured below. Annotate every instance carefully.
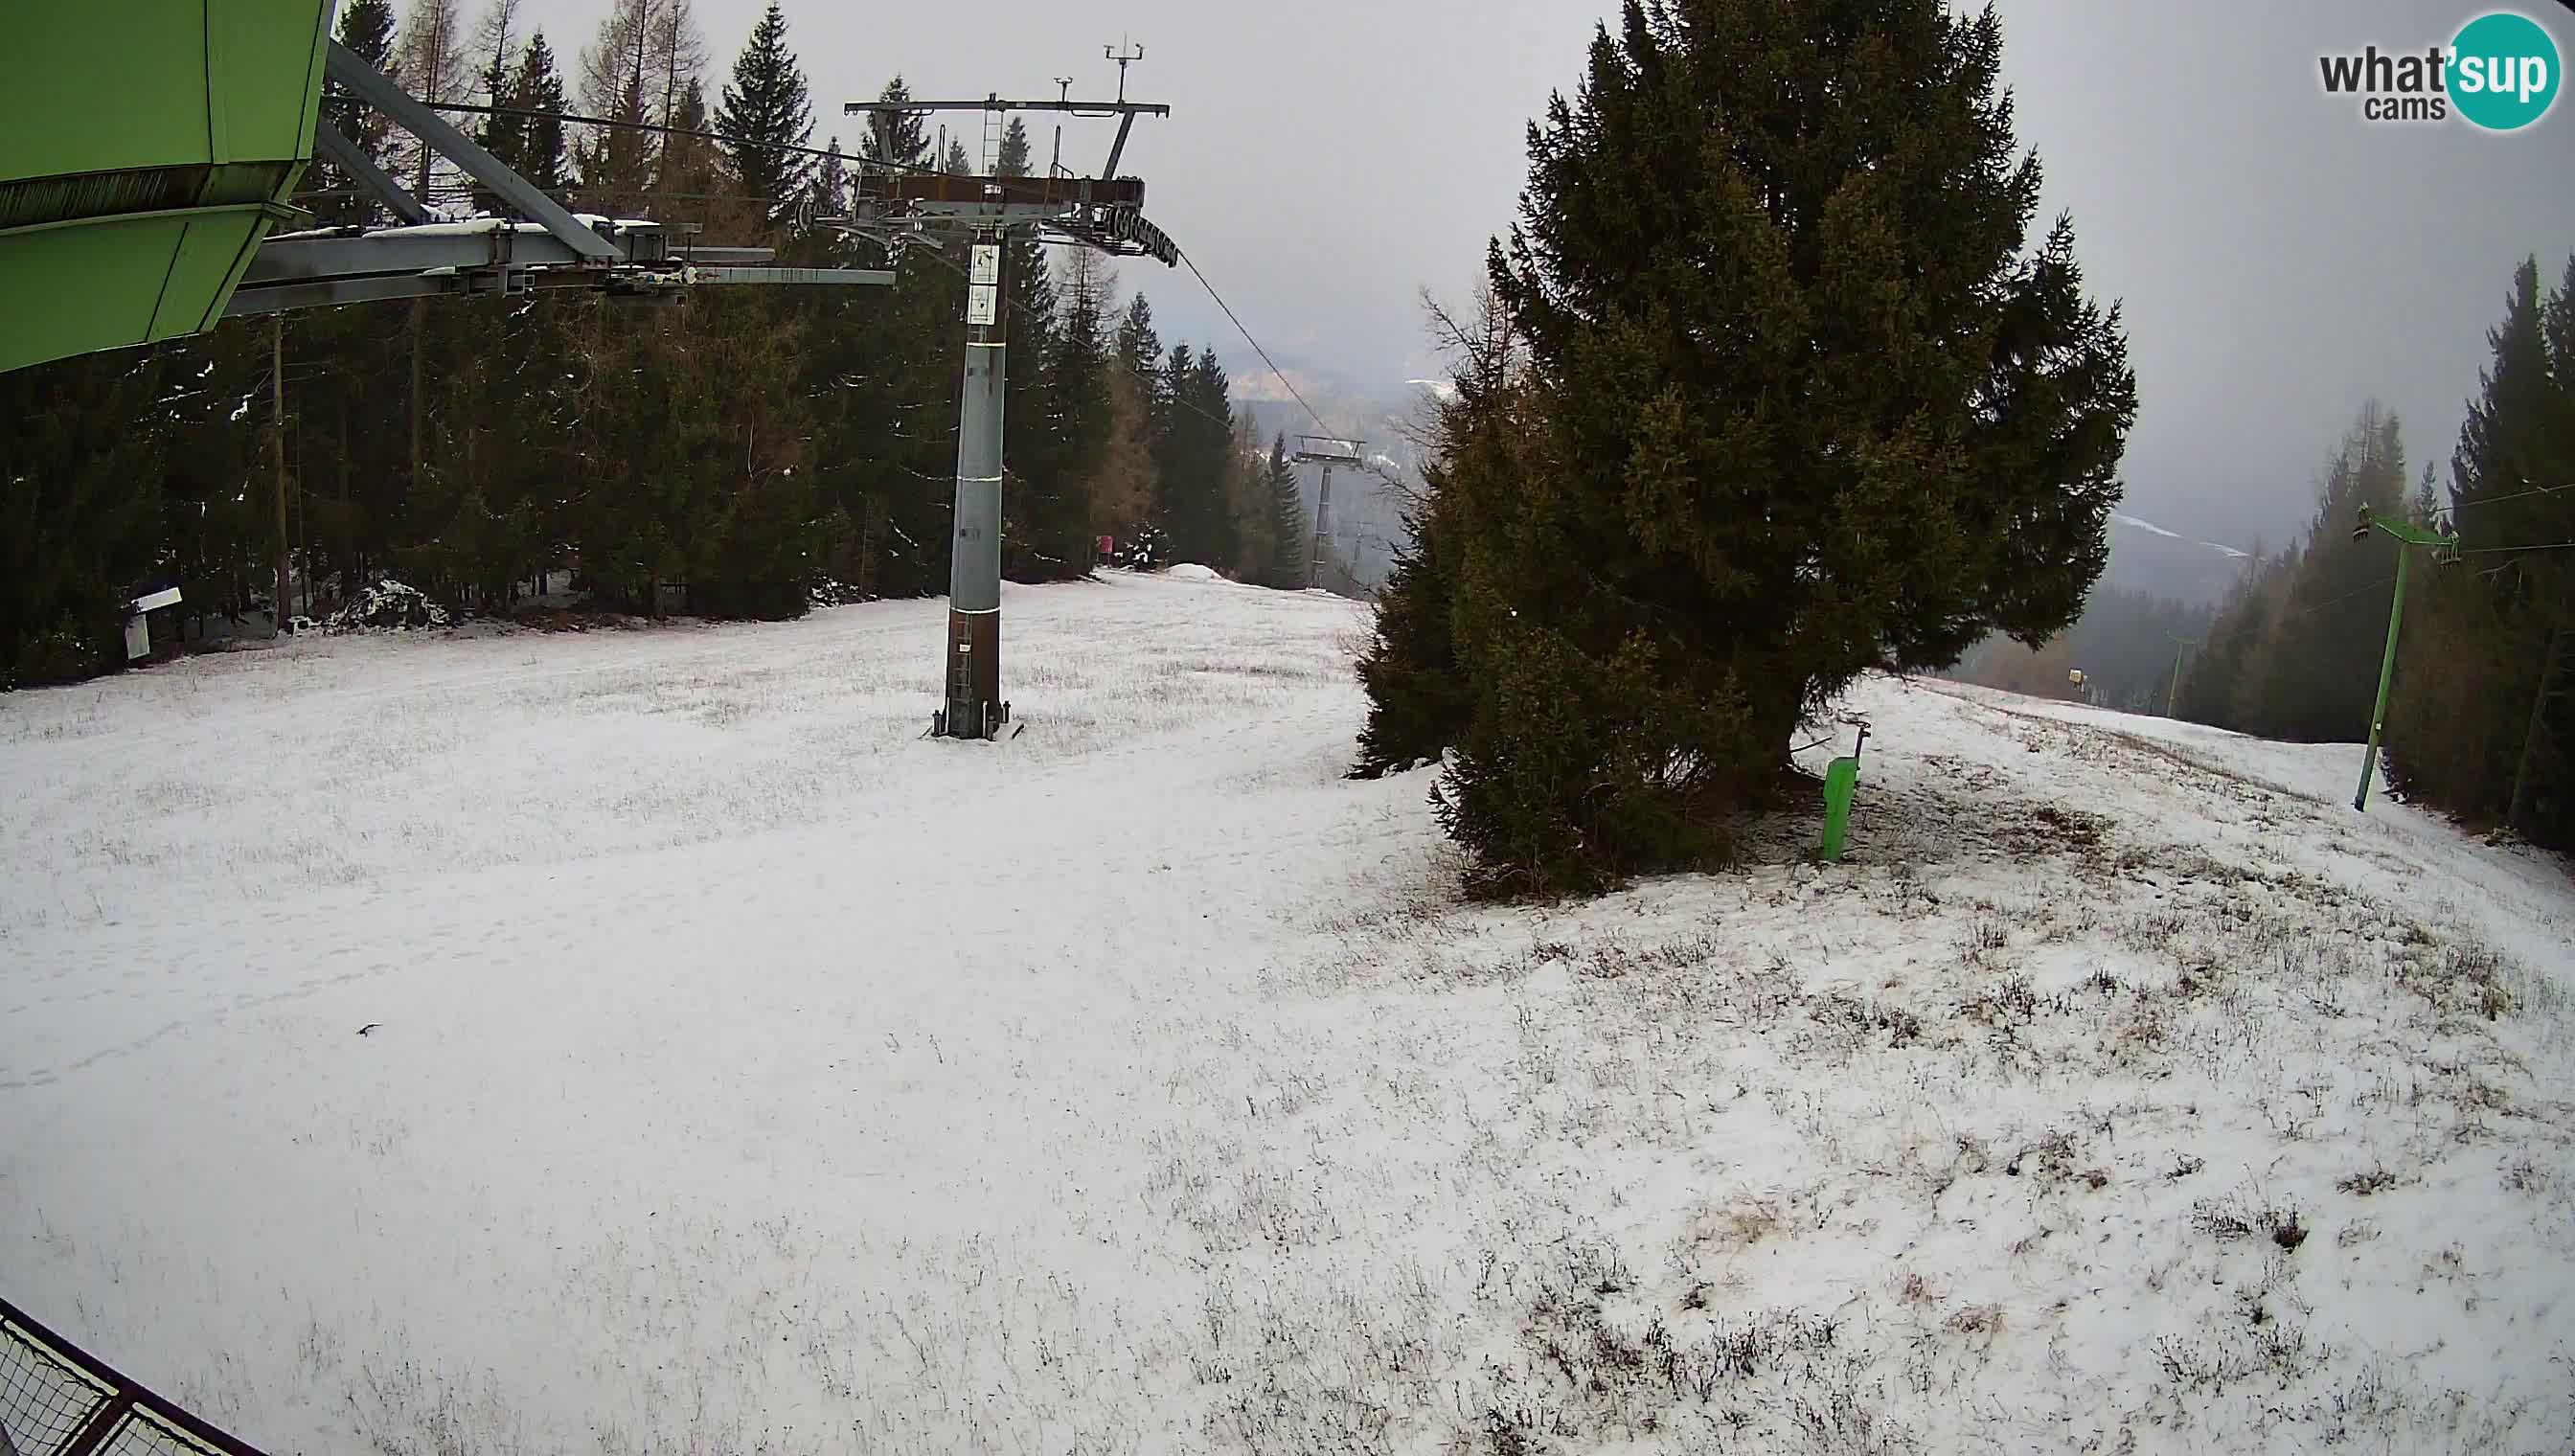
[272,315,292,635]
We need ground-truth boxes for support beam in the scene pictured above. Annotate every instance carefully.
[687,266,896,286]
[325,39,616,260]
[867,174,1143,208]
[1104,112,1137,178]
[228,263,891,316]
[844,98,1170,118]
[311,120,431,226]
[245,231,781,285]
[231,269,535,316]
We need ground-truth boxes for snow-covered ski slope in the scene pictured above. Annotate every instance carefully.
[4,572,2572,1455]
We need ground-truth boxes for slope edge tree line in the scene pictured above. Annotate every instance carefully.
[0,0,1322,683]
[2172,257,2575,850]
[1945,254,2574,851]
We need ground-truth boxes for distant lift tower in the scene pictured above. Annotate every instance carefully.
[1291,435,1367,590]
[838,51,1177,740]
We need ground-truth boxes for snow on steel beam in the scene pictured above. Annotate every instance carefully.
[311,119,431,227]
[324,39,616,261]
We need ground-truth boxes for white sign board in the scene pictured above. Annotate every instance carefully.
[124,586,182,660]
[967,284,999,326]
[969,244,1000,285]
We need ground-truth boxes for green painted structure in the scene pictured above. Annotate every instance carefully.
[1818,757,1861,862]
[1817,723,1868,863]
[0,1,332,375]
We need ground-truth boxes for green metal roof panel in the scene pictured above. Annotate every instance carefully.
[0,1,330,374]
[3,0,330,181]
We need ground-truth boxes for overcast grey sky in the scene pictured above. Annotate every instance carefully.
[512,0,2572,550]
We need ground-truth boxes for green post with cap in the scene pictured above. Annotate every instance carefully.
[1819,725,1868,862]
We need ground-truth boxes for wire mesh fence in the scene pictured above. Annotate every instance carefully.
[0,1298,265,1456]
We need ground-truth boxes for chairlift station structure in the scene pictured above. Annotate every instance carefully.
[4,5,1185,750]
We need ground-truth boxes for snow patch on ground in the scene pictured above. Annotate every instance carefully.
[1166,562,1223,582]
[2,576,2570,1454]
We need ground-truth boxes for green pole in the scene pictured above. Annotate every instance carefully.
[2354,546,2411,812]
[2165,634,2200,719]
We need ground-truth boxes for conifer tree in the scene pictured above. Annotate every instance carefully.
[1085,276,1161,546]
[808,137,849,216]
[996,118,1035,179]
[311,0,402,226]
[512,33,572,194]
[1411,0,2135,896]
[1352,288,1509,776]
[1154,341,1194,523]
[1113,294,1161,387]
[1265,433,1308,587]
[715,1,813,225]
[862,78,931,175]
[654,77,722,200]
[467,0,527,213]
[575,0,655,209]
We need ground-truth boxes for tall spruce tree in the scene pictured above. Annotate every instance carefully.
[1002,228,1075,580]
[512,33,572,193]
[1155,343,1198,557]
[1113,294,1161,387]
[1047,251,1116,551]
[862,78,931,174]
[467,1,528,214]
[654,76,722,200]
[1413,0,2135,896]
[310,0,401,227]
[1187,349,1241,570]
[575,0,657,208]
[1265,433,1308,587]
[996,117,1035,179]
[714,1,813,226]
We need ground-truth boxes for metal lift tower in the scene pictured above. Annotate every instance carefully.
[840,49,1177,740]
[1291,435,1368,591]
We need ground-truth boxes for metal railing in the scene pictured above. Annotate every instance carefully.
[0,1297,268,1456]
